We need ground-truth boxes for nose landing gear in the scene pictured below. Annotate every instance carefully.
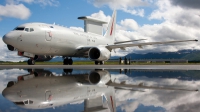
[63,57,73,65]
[27,59,35,65]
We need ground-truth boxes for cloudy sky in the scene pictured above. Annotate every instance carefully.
[0,0,200,61]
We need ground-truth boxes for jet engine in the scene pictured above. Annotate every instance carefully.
[88,70,111,85]
[88,47,111,61]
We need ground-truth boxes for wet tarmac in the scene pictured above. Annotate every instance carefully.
[0,66,200,112]
[0,65,200,70]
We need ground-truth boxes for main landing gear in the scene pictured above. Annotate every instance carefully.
[27,55,38,65]
[63,57,73,65]
[27,59,35,65]
[95,61,104,65]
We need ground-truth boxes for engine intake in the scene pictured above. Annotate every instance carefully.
[88,70,111,85]
[88,47,111,61]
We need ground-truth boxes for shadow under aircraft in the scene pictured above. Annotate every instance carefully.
[2,69,199,112]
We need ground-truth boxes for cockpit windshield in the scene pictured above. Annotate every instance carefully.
[14,27,25,31]
[14,27,34,32]
[14,99,34,105]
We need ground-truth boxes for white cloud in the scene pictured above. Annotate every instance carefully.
[0,4,31,20]
[0,37,27,62]
[90,10,111,22]
[6,0,59,6]
[69,27,84,32]
[0,69,28,92]
[0,0,59,21]
[120,19,139,31]
[122,8,144,17]
[111,73,200,112]
[87,0,149,17]
[88,0,148,9]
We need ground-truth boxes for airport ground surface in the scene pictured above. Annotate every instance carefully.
[0,65,200,70]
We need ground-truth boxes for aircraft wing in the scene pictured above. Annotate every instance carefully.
[114,39,146,44]
[106,81,198,92]
[106,39,198,50]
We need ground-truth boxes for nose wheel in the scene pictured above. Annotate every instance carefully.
[63,58,73,65]
[27,59,35,65]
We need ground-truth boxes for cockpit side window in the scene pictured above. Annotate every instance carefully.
[30,28,34,32]
[25,28,29,32]
[14,27,25,31]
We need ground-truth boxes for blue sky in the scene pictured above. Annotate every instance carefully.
[0,0,161,36]
[0,0,200,61]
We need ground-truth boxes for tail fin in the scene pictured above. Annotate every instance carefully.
[104,87,116,112]
[104,10,117,44]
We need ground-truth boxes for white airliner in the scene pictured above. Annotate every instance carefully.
[3,69,198,112]
[2,10,198,65]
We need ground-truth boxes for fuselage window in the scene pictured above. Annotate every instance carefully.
[25,28,29,32]
[30,28,34,32]
[14,27,25,31]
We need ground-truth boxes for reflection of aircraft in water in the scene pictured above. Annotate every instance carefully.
[2,69,198,112]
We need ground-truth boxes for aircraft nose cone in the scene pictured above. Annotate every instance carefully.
[2,34,8,44]
[2,88,17,101]
[2,33,13,45]
[2,32,17,46]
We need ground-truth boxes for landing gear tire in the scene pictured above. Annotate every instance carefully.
[63,58,73,65]
[100,61,104,65]
[95,61,104,65]
[68,59,73,65]
[95,61,99,65]
[63,59,69,65]
[27,59,35,65]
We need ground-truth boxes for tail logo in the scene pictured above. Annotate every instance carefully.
[110,16,115,36]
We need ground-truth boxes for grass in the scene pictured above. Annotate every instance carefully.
[0,61,200,65]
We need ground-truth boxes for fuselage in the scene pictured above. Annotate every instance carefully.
[2,73,112,109]
[3,22,112,57]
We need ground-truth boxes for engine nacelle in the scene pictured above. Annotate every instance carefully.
[88,47,111,61]
[88,70,111,85]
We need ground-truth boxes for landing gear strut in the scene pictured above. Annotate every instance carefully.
[27,59,35,65]
[27,55,38,65]
[95,61,104,65]
[63,57,73,65]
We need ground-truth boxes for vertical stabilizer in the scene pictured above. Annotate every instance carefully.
[104,87,116,112]
[104,10,117,44]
